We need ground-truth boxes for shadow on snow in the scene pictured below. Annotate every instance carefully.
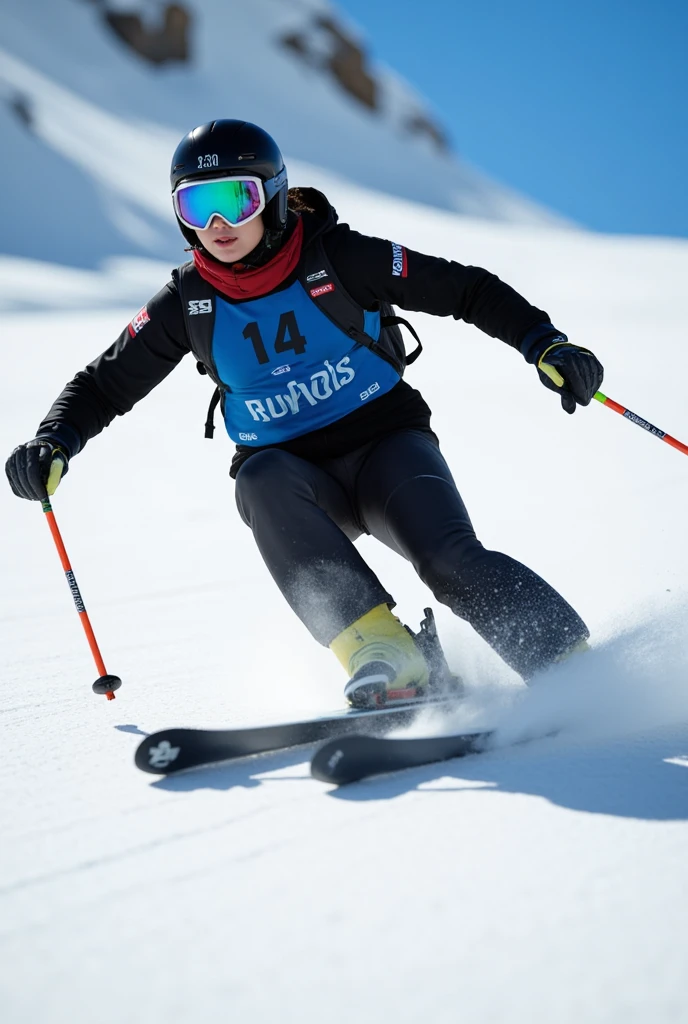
[138,724,688,821]
[323,724,688,821]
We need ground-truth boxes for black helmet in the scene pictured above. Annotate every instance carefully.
[170,119,289,247]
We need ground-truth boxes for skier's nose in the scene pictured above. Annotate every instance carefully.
[209,214,231,230]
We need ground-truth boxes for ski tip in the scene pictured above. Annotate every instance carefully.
[310,735,375,785]
[134,733,183,774]
[311,730,494,786]
[310,745,351,785]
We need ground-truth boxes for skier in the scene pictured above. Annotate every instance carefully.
[6,119,603,708]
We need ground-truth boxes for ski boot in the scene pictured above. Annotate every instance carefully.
[330,603,462,710]
[556,638,591,662]
[527,637,591,685]
[413,607,463,700]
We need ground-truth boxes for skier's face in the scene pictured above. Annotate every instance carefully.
[196,213,265,263]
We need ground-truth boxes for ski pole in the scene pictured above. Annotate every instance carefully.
[594,392,688,457]
[41,497,122,700]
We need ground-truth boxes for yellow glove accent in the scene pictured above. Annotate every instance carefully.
[537,342,568,388]
[46,451,67,496]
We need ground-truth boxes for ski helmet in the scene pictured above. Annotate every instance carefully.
[170,120,289,248]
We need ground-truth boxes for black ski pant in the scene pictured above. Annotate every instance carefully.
[235,429,589,679]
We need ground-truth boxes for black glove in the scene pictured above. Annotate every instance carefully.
[536,338,604,414]
[521,325,604,414]
[5,438,69,501]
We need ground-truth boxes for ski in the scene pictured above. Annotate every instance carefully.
[310,730,494,785]
[135,699,459,775]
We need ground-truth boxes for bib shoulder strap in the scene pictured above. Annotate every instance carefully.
[299,236,421,375]
[299,236,369,341]
[173,262,223,439]
[173,262,218,374]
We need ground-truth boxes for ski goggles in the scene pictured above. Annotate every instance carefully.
[173,169,285,230]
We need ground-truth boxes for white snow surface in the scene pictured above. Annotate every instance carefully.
[2,176,688,1022]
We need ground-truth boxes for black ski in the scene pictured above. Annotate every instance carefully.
[310,730,493,785]
[135,701,456,775]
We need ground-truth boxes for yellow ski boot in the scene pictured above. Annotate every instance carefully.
[330,603,461,709]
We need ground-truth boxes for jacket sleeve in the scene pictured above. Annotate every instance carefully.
[324,223,555,354]
[36,279,190,456]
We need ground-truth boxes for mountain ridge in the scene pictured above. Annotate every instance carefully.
[0,0,571,270]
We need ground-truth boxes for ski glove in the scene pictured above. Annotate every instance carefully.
[536,339,604,414]
[5,438,69,501]
[521,326,604,415]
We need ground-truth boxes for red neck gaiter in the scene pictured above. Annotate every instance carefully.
[192,217,304,300]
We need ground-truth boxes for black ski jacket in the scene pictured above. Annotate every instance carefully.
[36,189,555,478]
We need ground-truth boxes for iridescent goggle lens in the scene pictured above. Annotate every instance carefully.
[173,176,265,229]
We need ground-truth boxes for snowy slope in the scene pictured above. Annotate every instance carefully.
[0,0,569,271]
[2,176,688,1022]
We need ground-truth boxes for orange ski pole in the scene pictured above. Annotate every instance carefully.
[594,392,688,457]
[41,497,122,700]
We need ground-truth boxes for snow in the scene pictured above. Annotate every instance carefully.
[3,210,688,1022]
[0,0,568,270]
[2,3,688,1022]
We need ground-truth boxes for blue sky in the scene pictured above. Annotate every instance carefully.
[338,0,688,237]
